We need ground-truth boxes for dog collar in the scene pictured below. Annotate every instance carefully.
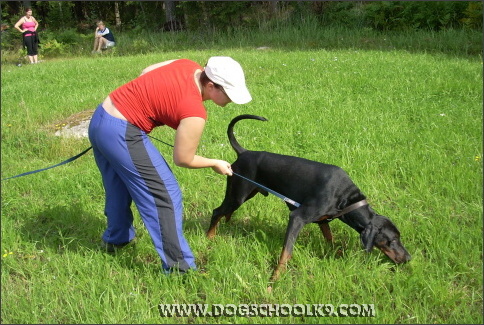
[319,199,369,222]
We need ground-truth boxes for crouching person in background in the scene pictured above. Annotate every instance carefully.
[92,21,115,54]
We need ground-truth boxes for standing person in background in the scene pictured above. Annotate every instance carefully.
[14,8,39,64]
[88,56,252,274]
[92,21,115,54]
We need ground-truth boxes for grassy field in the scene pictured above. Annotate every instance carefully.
[1,36,482,323]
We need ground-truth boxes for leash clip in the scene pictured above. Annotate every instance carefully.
[283,197,301,207]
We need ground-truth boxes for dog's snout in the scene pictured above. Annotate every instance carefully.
[402,251,412,263]
[394,254,411,264]
[379,245,411,264]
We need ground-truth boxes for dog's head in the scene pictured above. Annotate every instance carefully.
[360,215,411,264]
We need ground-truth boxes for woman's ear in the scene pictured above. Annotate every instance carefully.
[203,82,216,96]
[206,81,216,90]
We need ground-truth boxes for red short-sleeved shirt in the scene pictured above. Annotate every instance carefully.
[109,59,206,133]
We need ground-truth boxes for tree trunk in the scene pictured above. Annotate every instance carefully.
[165,1,175,21]
[270,0,278,18]
[114,1,121,28]
[164,0,178,31]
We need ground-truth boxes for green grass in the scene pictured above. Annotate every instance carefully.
[1,38,482,323]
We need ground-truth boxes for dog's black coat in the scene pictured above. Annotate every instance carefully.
[207,115,411,281]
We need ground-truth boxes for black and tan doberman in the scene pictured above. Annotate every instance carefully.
[207,114,411,282]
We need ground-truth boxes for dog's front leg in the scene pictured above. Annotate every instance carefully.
[269,213,305,283]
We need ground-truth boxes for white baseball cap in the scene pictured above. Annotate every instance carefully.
[205,56,252,105]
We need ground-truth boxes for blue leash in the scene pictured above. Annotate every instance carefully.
[2,135,302,208]
[231,172,300,207]
[1,135,165,181]
[2,146,93,181]
[148,135,301,208]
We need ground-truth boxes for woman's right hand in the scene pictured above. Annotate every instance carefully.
[174,117,233,176]
[211,160,233,176]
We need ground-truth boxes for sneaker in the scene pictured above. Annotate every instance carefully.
[100,240,134,253]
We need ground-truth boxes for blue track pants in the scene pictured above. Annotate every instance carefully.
[88,104,196,272]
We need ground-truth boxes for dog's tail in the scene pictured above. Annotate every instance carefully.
[228,114,268,156]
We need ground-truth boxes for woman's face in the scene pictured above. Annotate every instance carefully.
[26,10,32,17]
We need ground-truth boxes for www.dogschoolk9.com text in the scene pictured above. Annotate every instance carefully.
[158,303,375,317]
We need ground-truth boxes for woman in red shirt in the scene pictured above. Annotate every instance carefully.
[88,57,252,273]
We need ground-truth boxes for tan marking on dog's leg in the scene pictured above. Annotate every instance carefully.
[206,216,224,239]
[206,226,217,239]
[269,247,292,283]
[319,223,333,242]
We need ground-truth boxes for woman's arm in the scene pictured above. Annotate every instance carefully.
[140,60,177,76]
[33,17,38,30]
[173,117,232,176]
[14,17,25,33]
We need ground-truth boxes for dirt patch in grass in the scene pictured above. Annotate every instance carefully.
[45,109,94,138]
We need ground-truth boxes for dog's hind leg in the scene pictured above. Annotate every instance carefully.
[207,211,233,239]
[225,189,259,222]
[207,185,259,239]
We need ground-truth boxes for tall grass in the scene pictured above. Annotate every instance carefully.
[1,24,482,65]
[1,27,482,324]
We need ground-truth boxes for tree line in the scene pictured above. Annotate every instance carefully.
[1,1,482,33]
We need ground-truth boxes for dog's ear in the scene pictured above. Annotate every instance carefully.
[360,225,378,252]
